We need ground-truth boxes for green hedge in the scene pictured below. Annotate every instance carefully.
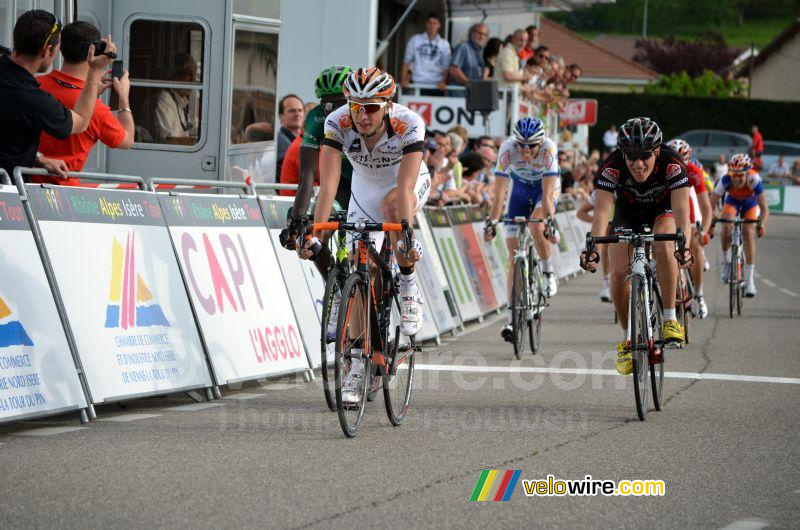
[570,91,800,151]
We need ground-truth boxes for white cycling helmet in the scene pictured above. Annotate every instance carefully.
[343,67,396,100]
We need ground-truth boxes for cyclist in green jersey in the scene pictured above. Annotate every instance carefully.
[281,66,352,275]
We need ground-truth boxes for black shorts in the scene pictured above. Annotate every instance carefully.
[611,205,674,234]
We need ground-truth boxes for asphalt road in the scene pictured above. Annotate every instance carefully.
[2,216,799,529]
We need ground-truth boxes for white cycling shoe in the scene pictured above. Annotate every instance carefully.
[599,284,611,303]
[341,359,365,406]
[696,295,708,318]
[745,281,757,298]
[544,272,557,298]
[399,278,423,336]
[720,261,730,284]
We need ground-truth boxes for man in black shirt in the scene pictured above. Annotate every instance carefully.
[581,117,692,375]
[0,10,115,180]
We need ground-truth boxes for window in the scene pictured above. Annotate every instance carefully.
[229,29,278,145]
[681,132,707,146]
[708,133,740,147]
[128,20,205,147]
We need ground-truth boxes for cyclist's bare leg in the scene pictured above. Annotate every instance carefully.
[608,242,633,330]
[742,223,756,265]
[504,236,519,302]
[720,208,735,252]
[690,228,704,288]
[653,215,678,311]
[380,188,422,267]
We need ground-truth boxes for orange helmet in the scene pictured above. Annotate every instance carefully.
[343,67,396,100]
[728,153,752,173]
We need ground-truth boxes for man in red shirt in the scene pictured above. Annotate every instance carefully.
[278,132,319,196]
[38,21,134,185]
[750,124,763,171]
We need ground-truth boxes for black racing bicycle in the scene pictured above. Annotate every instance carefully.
[712,218,760,318]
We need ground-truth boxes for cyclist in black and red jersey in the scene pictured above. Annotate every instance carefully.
[580,117,693,375]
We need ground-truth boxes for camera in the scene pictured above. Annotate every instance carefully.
[80,40,116,59]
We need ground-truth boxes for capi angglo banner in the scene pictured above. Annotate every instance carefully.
[159,193,309,384]
[27,185,212,403]
[0,186,87,422]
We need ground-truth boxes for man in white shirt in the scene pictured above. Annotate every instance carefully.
[602,124,617,154]
[401,13,451,94]
[714,154,728,181]
[767,155,791,182]
[154,53,198,144]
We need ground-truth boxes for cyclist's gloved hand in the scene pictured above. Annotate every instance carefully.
[279,212,303,251]
[483,219,497,242]
[580,248,599,273]
[674,248,694,268]
[298,236,321,261]
[397,238,423,262]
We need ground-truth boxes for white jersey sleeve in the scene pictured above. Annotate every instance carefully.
[494,139,513,177]
[541,139,559,178]
[322,104,350,150]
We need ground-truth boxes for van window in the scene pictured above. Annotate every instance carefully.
[229,29,278,145]
[128,20,205,146]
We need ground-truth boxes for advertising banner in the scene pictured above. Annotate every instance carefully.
[0,186,87,422]
[259,196,326,368]
[415,212,459,334]
[425,208,481,322]
[763,184,784,213]
[447,205,499,314]
[467,206,507,308]
[27,185,211,403]
[399,95,507,138]
[159,193,308,384]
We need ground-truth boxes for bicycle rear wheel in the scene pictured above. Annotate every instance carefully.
[383,306,416,426]
[679,271,691,345]
[335,273,371,438]
[321,268,344,412]
[527,251,543,354]
[630,276,649,421]
[650,282,665,411]
[729,245,738,319]
[510,259,528,359]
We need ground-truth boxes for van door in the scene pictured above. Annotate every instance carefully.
[106,0,224,180]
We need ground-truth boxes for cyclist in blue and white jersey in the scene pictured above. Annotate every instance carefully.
[483,117,560,342]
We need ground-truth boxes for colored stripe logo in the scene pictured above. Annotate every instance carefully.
[470,470,521,501]
[0,295,33,348]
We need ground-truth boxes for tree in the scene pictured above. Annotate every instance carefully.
[643,70,746,98]
[633,33,741,77]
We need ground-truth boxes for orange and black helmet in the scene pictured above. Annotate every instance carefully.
[343,67,396,100]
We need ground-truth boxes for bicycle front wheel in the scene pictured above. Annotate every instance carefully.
[679,271,691,346]
[321,268,344,412]
[510,259,528,359]
[729,245,738,319]
[527,249,543,354]
[650,282,665,411]
[383,311,415,426]
[335,273,371,438]
[630,276,649,421]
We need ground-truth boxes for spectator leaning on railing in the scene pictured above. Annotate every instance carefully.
[37,21,134,185]
[482,37,503,80]
[767,155,791,183]
[401,13,451,94]
[0,10,114,180]
[494,29,531,88]
[449,23,488,87]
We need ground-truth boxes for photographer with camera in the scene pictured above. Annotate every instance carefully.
[37,21,134,185]
[0,10,115,180]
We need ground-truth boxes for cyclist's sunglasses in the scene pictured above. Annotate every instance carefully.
[623,150,655,162]
[348,100,388,115]
[516,141,541,150]
[43,14,62,49]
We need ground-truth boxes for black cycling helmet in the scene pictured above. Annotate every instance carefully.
[617,117,663,153]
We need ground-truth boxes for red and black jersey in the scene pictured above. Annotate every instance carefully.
[594,146,690,214]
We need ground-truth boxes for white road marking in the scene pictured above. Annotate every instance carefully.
[762,279,777,287]
[97,413,162,422]
[221,392,266,400]
[780,288,798,297]
[720,520,769,530]
[164,402,223,411]
[14,426,86,437]
[415,364,800,385]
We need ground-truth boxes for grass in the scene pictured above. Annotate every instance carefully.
[573,17,792,50]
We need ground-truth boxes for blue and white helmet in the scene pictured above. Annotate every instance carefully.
[513,117,546,145]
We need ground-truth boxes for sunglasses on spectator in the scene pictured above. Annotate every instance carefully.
[348,100,388,115]
[43,13,62,49]
[623,150,655,162]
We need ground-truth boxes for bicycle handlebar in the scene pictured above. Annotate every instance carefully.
[711,218,760,225]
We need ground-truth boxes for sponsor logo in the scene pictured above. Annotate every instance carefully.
[390,117,408,135]
[105,231,170,329]
[672,177,689,187]
[406,101,431,124]
[0,295,33,348]
[666,163,682,179]
[470,470,522,502]
[348,138,362,153]
[339,115,353,129]
[601,167,619,182]
[417,177,431,201]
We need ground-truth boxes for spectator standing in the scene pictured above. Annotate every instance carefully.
[602,123,617,154]
[400,13,451,94]
[767,155,791,183]
[714,154,728,181]
[482,37,503,80]
[791,158,800,185]
[450,23,488,87]
[750,124,764,170]
[38,21,134,185]
[472,135,496,152]
[0,10,113,180]
[275,93,304,180]
[494,29,531,88]
[519,25,539,62]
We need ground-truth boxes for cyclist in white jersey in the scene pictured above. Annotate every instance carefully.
[300,67,430,405]
[483,117,560,342]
